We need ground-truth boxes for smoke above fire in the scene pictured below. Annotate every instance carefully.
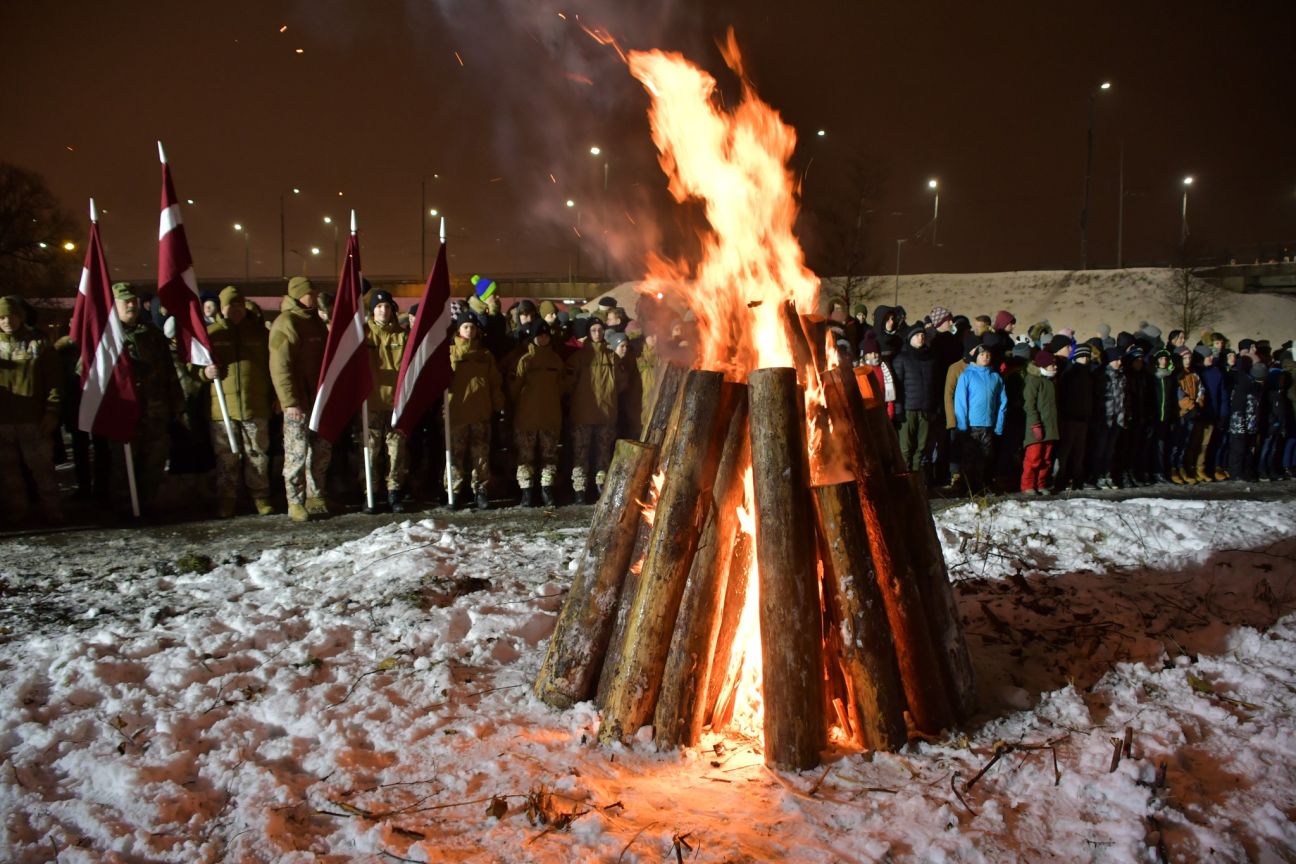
[630,31,820,378]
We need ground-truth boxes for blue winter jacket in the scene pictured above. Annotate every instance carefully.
[1199,364,1229,422]
[954,364,1007,435]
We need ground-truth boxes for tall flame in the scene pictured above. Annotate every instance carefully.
[629,31,819,379]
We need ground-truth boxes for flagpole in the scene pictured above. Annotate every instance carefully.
[352,209,376,512]
[157,140,238,455]
[437,218,456,509]
[123,443,141,518]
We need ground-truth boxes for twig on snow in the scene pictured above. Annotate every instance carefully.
[618,821,658,863]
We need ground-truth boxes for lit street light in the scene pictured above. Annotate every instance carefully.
[279,186,301,279]
[323,216,338,275]
[1080,80,1113,270]
[927,179,940,247]
[62,241,76,252]
[1181,175,1194,249]
[233,223,250,287]
[894,238,907,305]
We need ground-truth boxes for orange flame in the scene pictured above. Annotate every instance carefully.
[716,466,763,737]
[628,32,819,380]
[637,470,666,526]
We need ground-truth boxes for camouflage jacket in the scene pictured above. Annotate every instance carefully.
[0,326,60,425]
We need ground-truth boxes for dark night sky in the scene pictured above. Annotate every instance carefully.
[3,1,1294,285]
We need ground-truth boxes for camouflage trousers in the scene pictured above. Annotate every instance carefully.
[0,422,60,521]
[570,424,616,492]
[283,417,332,505]
[113,415,170,514]
[212,418,271,500]
[362,414,408,494]
[514,427,559,489]
[448,418,491,495]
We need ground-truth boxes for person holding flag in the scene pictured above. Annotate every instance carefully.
[200,286,275,518]
[0,295,63,524]
[447,314,504,509]
[270,276,331,522]
[363,289,409,512]
[111,283,185,515]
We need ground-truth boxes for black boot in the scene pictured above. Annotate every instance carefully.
[518,487,535,508]
[540,485,555,507]
[388,490,405,513]
[475,489,491,511]
[362,492,385,515]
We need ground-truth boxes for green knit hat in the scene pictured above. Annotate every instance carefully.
[111,282,137,300]
[287,276,313,300]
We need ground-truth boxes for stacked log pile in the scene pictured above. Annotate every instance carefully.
[535,328,976,770]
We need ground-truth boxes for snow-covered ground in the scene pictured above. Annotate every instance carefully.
[1,496,1294,862]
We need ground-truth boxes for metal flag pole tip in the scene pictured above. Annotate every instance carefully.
[350,210,357,233]
[89,198,98,222]
[440,217,446,244]
[157,140,167,164]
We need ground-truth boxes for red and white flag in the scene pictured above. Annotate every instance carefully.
[309,211,373,442]
[156,141,214,366]
[75,199,139,442]
[391,223,453,436]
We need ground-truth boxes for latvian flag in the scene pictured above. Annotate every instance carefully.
[391,224,453,436]
[309,211,373,442]
[156,142,215,366]
[74,200,139,442]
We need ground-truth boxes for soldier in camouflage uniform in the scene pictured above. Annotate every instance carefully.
[510,321,564,507]
[565,319,626,501]
[0,296,62,523]
[448,315,504,509]
[269,277,331,522]
[201,286,274,517]
[112,283,185,516]
[364,290,409,512]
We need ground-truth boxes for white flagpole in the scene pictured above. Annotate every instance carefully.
[438,217,456,509]
[123,443,141,518]
[352,209,376,512]
[158,140,238,454]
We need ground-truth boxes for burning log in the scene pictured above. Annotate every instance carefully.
[813,480,909,751]
[853,367,905,477]
[856,474,957,735]
[641,362,688,448]
[534,439,659,708]
[800,314,828,372]
[748,367,826,770]
[779,301,816,386]
[891,472,977,720]
[653,387,750,747]
[599,371,736,744]
[822,366,881,479]
[703,506,753,728]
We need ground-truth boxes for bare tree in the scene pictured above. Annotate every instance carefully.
[800,149,884,310]
[1161,267,1225,336]
[0,163,80,298]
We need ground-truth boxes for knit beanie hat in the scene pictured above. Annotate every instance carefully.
[370,290,395,313]
[287,276,313,300]
[1033,350,1056,369]
[539,299,557,318]
[218,285,243,308]
[860,330,881,356]
[1072,344,1092,359]
[1047,334,1072,354]
[906,323,926,343]
[853,303,868,316]
[993,310,1016,331]
[1103,346,1124,363]
[471,274,497,301]
[1096,323,1111,339]
[1116,331,1135,351]
[606,330,628,350]
[569,317,590,340]
[1011,341,1032,360]
[929,306,952,329]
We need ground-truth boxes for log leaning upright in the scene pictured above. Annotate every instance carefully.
[534,439,659,707]
[599,371,733,744]
[748,367,826,770]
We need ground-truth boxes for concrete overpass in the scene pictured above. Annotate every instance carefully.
[1197,261,1296,295]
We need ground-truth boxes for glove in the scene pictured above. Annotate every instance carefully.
[1031,423,1043,442]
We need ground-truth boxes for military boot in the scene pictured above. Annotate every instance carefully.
[305,496,329,517]
[517,487,535,508]
[540,486,556,507]
[388,490,405,513]
[475,489,491,511]
[253,498,275,516]
[288,502,310,522]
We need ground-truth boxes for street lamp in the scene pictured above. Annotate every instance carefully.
[323,216,338,275]
[1181,175,1194,249]
[233,223,250,287]
[589,146,609,190]
[1080,80,1113,270]
[566,199,582,281]
[279,186,300,279]
[927,179,940,247]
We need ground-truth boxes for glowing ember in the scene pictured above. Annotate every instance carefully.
[629,30,819,380]
[637,470,666,526]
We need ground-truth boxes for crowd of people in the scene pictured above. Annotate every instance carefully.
[0,280,1293,529]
